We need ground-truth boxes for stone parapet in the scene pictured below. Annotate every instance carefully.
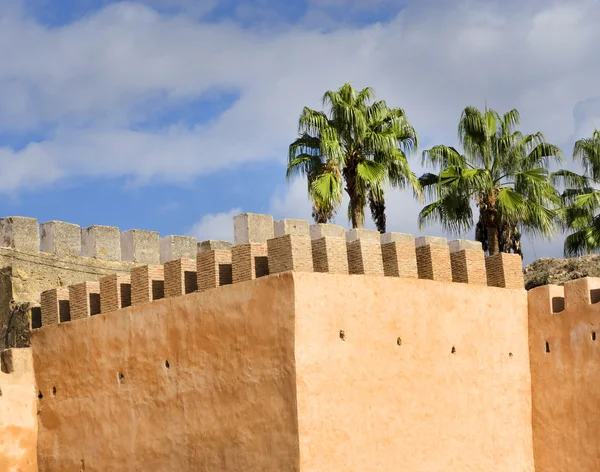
[40,287,70,326]
[0,217,40,253]
[99,274,132,313]
[234,213,274,244]
[311,237,349,274]
[347,230,384,276]
[68,281,101,320]
[449,239,486,285]
[232,243,269,283]
[381,232,417,278]
[81,225,121,261]
[415,236,452,282]
[121,230,160,264]
[165,258,197,298]
[198,240,233,252]
[40,221,81,257]
[131,265,165,305]
[197,250,233,291]
[160,235,197,264]
[267,235,313,274]
[485,253,524,289]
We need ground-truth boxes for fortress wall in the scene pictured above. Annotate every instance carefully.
[31,274,299,472]
[293,272,535,472]
[528,278,600,471]
[0,215,212,347]
[31,268,531,471]
[0,348,38,472]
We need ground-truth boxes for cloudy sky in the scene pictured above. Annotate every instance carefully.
[0,0,598,264]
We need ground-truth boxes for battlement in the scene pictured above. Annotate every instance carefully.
[0,216,203,264]
[35,212,524,328]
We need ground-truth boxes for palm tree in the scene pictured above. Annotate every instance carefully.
[286,83,420,232]
[560,129,600,256]
[419,106,563,256]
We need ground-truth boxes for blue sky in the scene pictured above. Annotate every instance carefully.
[0,0,599,263]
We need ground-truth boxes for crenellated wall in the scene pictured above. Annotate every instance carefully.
[9,211,600,471]
[33,214,524,326]
[0,216,227,348]
[528,278,600,471]
[19,212,536,471]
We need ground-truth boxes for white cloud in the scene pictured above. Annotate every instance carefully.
[0,0,599,194]
[187,207,241,242]
[1,0,600,260]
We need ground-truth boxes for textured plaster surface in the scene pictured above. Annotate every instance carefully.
[293,273,535,472]
[528,278,600,472]
[31,273,299,472]
[0,349,38,472]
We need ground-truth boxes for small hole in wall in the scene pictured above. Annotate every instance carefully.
[165,360,170,369]
[397,337,402,346]
[0,387,3,397]
[38,391,43,400]
[451,346,456,354]
[52,386,56,396]
[339,330,346,341]
[117,372,125,384]
[592,332,597,341]
[545,341,550,353]
[509,352,514,358]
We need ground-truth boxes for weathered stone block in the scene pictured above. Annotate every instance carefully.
[164,258,197,298]
[267,235,313,274]
[449,239,486,285]
[346,228,380,243]
[131,265,165,305]
[347,240,384,276]
[121,230,160,264]
[234,213,274,244]
[448,239,483,253]
[100,274,131,313]
[273,219,309,238]
[40,221,81,256]
[381,237,418,279]
[198,240,233,252]
[69,281,101,320]
[81,225,121,261]
[311,237,349,274]
[197,250,232,291]
[415,236,452,282]
[310,223,345,240]
[0,216,40,253]
[232,243,269,283]
[41,287,70,326]
[160,235,197,264]
[485,253,524,289]
[380,232,415,244]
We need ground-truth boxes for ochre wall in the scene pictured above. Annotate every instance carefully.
[293,273,535,472]
[0,348,38,472]
[528,277,600,471]
[30,271,535,472]
[31,273,299,472]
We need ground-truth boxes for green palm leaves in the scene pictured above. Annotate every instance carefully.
[561,129,600,256]
[419,106,563,256]
[287,83,419,231]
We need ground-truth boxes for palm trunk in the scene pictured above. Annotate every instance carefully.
[344,161,364,229]
[350,200,364,228]
[487,226,499,255]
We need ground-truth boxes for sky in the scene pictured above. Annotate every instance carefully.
[0,0,599,265]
